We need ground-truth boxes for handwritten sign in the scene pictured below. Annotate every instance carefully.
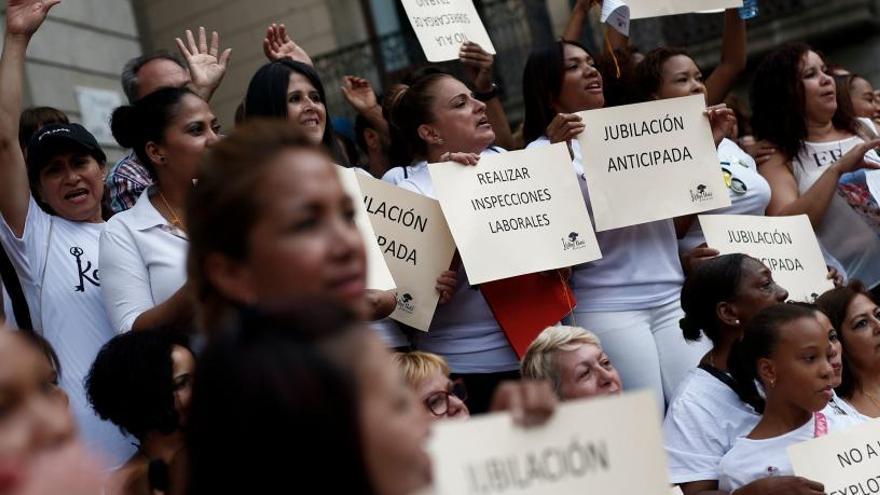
[400,0,495,62]
[356,174,456,331]
[428,143,601,285]
[789,419,880,495]
[700,214,834,302]
[430,391,670,495]
[336,167,396,291]
[577,94,730,231]
[628,0,742,19]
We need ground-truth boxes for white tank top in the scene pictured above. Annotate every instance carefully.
[792,136,880,288]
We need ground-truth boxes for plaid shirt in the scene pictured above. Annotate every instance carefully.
[106,151,153,213]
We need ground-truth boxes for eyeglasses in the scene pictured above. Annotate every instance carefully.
[423,379,468,417]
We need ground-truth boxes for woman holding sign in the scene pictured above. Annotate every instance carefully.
[718,303,863,492]
[635,40,771,255]
[186,121,395,336]
[521,40,709,406]
[384,67,523,413]
[751,44,880,298]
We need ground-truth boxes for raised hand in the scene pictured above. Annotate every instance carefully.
[458,41,494,92]
[5,0,61,38]
[705,103,737,146]
[175,27,231,101]
[341,76,379,115]
[490,380,557,427]
[262,23,312,66]
[546,113,585,144]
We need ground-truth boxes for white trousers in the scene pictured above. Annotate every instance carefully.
[572,299,710,412]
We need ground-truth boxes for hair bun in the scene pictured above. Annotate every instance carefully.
[110,105,140,149]
[679,316,703,342]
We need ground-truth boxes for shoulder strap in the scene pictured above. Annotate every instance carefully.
[698,362,739,393]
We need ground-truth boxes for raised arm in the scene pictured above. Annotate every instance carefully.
[175,27,231,102]
[0,0,60,236]
[262,23,313,66]
[341,75,388,136]
[563,0,627,54]
[459,42,515,150]
[760,139,880,227]
[704,9,747,106]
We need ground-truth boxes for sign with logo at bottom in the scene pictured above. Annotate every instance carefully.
[700,214,834,302]
[428,143,601,285]
[356,173,457,331]
[576,94,731,231]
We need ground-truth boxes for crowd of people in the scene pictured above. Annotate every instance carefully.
[1,0,880,493]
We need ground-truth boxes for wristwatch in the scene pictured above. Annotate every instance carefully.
[473,83,499,101]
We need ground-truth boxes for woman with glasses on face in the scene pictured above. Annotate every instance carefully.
[393,351,470,421]
[392,350,559,424]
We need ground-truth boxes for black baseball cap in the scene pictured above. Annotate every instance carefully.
[26,123,106,182]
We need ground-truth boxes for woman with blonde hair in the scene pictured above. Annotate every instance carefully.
[521,325,622,400]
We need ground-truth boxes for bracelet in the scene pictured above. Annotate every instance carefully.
[473,83,499,102]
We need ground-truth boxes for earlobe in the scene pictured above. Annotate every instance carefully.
[417,124,439,145]
[204,253,258,306]
[757,358,776,389]
[145,141,166,167]
[717,301,741,328]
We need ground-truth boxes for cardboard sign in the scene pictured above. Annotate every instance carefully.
[628,0,742,19]
[789,419,880,495]
[699,214,834,302]
[400,0,495,62]
[576,94,731,231]
[335,167,397,291]
[430,391,670,495]
[428,144,601,285]
[356,174,456,331]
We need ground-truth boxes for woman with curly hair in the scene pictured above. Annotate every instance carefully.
[750,43,880,296]
[86,329,195,495]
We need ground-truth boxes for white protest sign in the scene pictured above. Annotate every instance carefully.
[699,214,834,302]
[400,0,495,62]
[670,487,684,495]
[577,94,730,231]
[601,0,630,36]
[430,390,670,495]
[336,167,397,291]
[75,87,123,146]
[789,419,880,495]
[628,0,742,19]
[356,174,456,331]
[428,143,601,285]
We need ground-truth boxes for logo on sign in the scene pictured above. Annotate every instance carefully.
[689,184,714,203]
[397,292,416,314]
[561,231,587,251]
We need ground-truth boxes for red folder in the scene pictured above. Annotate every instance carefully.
[479,272,577,358]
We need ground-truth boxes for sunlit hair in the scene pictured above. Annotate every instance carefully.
[392,351,450,388]
[521,325,602,393]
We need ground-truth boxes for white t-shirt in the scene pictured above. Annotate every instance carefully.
[381,166,409,186]
[679,139,772,252]
[792,136,880,289]
[663,367,760,484]
[389,150,520,373]
[718,402,864,492]
[100,189,188,333]
[527,137,683,312]
[0,198,135,467]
